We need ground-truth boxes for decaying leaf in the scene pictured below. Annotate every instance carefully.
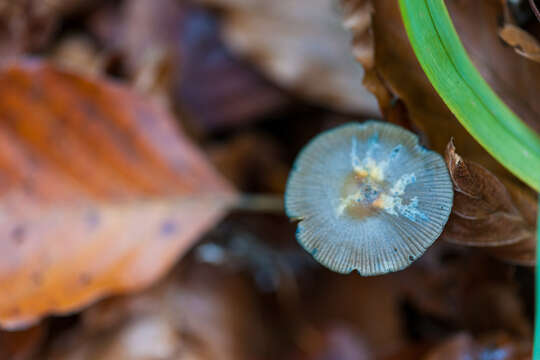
[310,275,405,358]
[0,323,45,360]
[340,0,425,134]
[0,0,94,59]
[499,24,540,63]
[341,0,384,107]
[51,35,106,78]
[90,0,288,130]
[423,333,531,360]
[0,0,55,58]
[42,263,268,360]
[341,0,540,177]
[463,282,531,338]
[208,132,289,193]
[0,60,236,329]
[195,0,379,115]
[295,325,372,360]
[442,140,537,265]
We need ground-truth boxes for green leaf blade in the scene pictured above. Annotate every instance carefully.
[399,0,540,192]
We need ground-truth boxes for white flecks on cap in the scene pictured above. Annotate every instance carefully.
[285,121,453,276]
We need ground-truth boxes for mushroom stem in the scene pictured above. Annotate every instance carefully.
[231,193,285,213]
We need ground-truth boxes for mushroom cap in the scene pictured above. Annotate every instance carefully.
[285,121,453,276]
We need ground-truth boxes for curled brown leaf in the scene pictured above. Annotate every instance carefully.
[442,140,537,265]
[341,0,422,133]
[195,0,379,115]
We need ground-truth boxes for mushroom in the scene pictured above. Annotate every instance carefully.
[285,121,453,275]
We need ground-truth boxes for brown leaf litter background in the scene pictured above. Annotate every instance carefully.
[443,140,537,266]
[0,0,538,359]
[194,0,380,115]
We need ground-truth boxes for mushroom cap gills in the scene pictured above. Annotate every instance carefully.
[285,121,453,276]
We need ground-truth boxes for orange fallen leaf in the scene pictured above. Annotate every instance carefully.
[0,60,236,329]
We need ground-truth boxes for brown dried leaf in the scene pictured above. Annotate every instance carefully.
[442,140,537,265]
[51,35,106,78]
[195,0,379,114]
[91,0,288,130]
[0,0,92,59]
[0,324,45,360]
[43,264,267,360]
[423,333,531,360]
[463,282,531,338]
[208,133,289,193]
[309,275,405,358]
[342,0,540,176]
[424,334,476,360]
[297,325,372,360]
[499,24,540,63]
[341,0,429,135]
[0,1,56,58]
[397,243,534,341]
[0,60,236,329]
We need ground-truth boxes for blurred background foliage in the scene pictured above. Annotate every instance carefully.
[0,0,538,359]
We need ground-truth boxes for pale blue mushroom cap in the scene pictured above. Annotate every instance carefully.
[285,121,453,276]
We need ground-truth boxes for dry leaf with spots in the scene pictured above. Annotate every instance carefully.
[0,60,236,329]
[342,0,540,177]
[195,0,379,114]
[442,140,537,265]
